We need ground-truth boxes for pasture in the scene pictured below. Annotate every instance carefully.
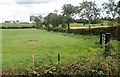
[1,23,32,27]
[1,20,110,28]
[70,20,109,27]
[2,29,102,70]
[70,23,101,27]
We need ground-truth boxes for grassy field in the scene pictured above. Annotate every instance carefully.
[2,29,102,70]
[1,23,32,27]
[70,20,109,27]
[70,23,101,27]
[0,20,110,28]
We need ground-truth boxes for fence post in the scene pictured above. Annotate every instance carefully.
[32,54,35,66]
[32,54,35,71]
[105,33,111,57]
[58,53,60,63]
[100,30,103,44]
[105,33,111,44]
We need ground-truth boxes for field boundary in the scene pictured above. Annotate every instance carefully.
[70,26,112,29]
[0,26,34,29]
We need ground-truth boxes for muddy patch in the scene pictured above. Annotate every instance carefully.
[28,40,38,45]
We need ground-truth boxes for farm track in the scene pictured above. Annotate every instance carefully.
[70,26,112,29]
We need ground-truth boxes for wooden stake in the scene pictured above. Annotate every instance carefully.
[58,53,60,63]
[32,54,35,66]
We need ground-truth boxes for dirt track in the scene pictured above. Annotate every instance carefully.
[70,26,112,29]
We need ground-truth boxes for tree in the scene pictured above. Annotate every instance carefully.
[29,15,43,29]
[58,14,67,28]
[44,13,60,31]
[62,4,77,30]
[35,15,43,29]
[30,15,35,22]
[78,1,100,27]
[43,17,48,27]
[47,13,59,28]
[117,1,120,16]
[102,0,118,26]
[116,1,120,24]
[42,16,51,31]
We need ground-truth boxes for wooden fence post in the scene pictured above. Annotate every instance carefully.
[105,33,111,44]
[32,54,35,66]
[100,31,111,57]
[100,30,103,44]
[105,33,111,57]
[58,53,60,63]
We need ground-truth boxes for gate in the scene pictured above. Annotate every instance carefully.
[100,30,111,57]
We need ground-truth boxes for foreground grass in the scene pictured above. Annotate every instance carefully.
[2,29,102,70]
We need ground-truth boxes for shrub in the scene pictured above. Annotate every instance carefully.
[107,21,113,26]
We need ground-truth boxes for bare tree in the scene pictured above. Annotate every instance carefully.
[78,1,100,27]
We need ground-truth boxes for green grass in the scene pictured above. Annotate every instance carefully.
[1,23,32,27]
[101,20,109,26]
[2,29,102,70]
[0,20,109,28]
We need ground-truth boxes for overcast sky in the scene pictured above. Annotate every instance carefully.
[0,0,119,22]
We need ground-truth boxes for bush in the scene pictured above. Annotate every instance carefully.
[90,19,101,24]
[75,19,88,24]
[107,21,113,26]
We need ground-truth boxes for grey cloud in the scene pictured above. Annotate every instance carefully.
[16,0,55,4]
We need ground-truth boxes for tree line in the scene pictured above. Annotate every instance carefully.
[30,0,120,30]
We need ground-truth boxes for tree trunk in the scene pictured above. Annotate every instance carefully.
[88,20,91,28]
[88,20,91,35]
[47,25,50,31]
[112,18,116,26]
[113,20,114,26]
[67,23,70,33]
[68,23,70,30]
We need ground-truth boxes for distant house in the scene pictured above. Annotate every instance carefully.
[16,20,20,23]
[5,21,11,23]
[20,22,29,24]
[5,21,15,23]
